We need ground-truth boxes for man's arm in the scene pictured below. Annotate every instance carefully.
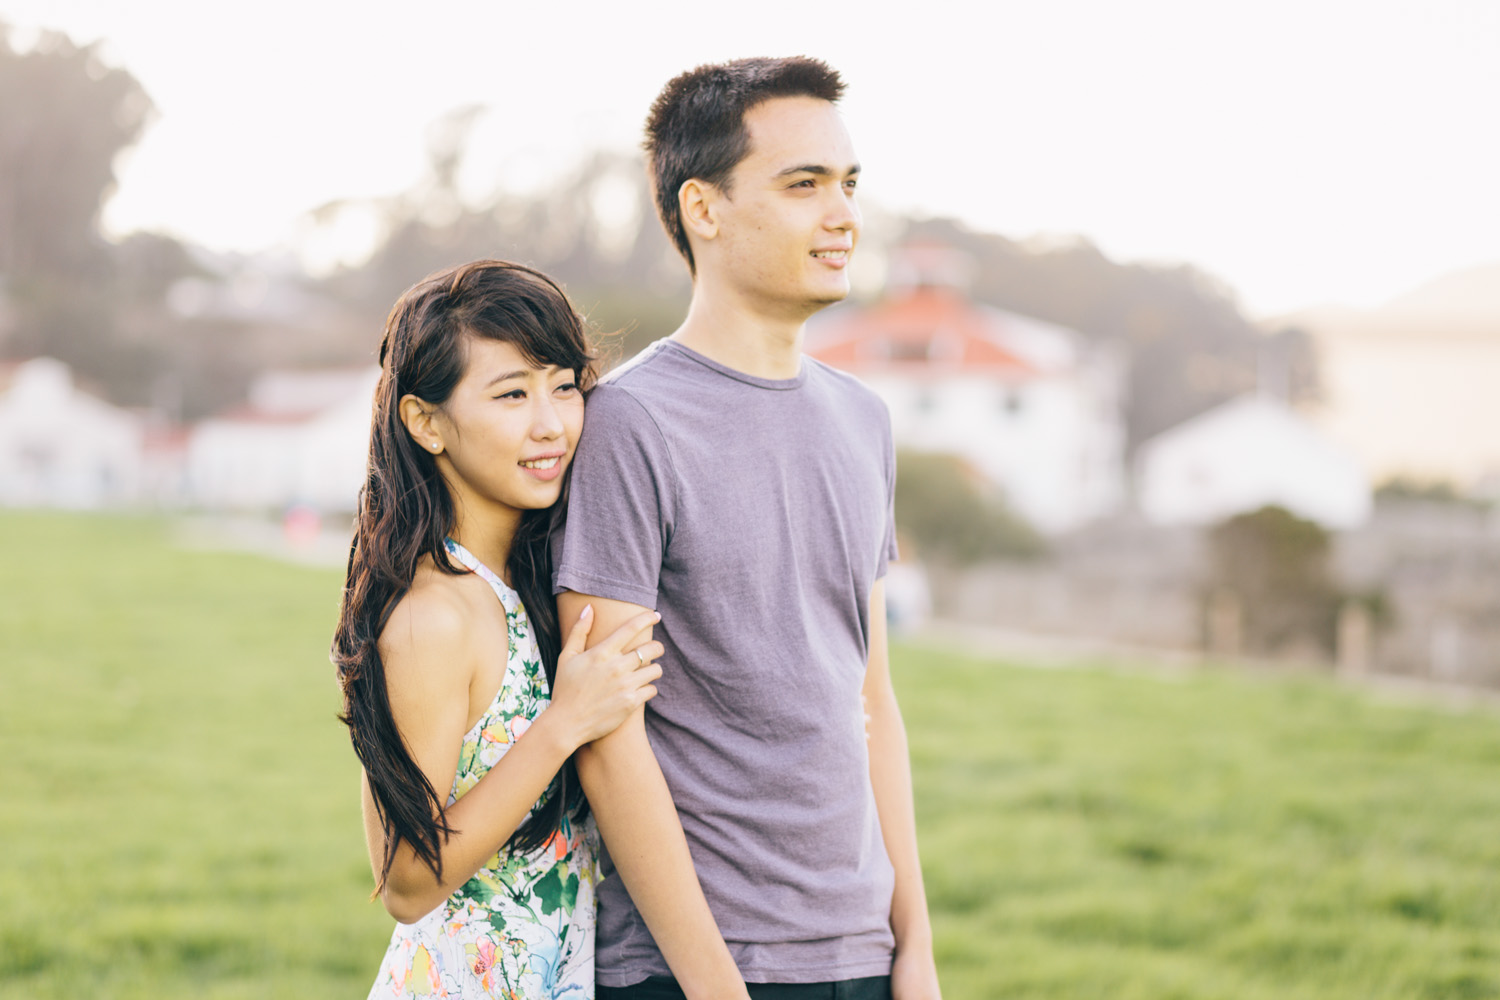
[557,590,749,1000]
[863,578,942,999]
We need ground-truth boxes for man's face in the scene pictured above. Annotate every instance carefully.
[708,96,861,317]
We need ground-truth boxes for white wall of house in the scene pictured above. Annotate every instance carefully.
[297,384,378,511]
[0,358,144,508]
[1314,330,1500,490]
[186,419,304,510]
[1136,395,1371,530]
[186,366,377,512]
[864,367,1125,534]
[808,244,1129,535]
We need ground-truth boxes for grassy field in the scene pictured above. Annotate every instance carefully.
[3,512,1499,998]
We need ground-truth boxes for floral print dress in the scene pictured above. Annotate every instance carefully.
[368,539,599,1000]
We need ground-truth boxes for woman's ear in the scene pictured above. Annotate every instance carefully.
[399,394,445,455]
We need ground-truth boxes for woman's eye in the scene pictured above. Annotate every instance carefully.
[496,389,526,400]
[556,382,580,394]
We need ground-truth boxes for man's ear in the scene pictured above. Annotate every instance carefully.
[679,178,720,244]
[399,394,445,456]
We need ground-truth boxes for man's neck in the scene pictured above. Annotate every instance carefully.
[669,284,812,381]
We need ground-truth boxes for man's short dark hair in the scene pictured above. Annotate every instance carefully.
[644,56,845,275]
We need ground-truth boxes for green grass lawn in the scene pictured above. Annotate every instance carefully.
[3,512,1499,998]
[0,512,387,998]
[901,647,1500,999]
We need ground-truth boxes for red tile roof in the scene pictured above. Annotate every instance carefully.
[809,286,1038,377]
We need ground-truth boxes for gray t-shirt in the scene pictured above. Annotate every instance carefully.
[553,339,899,986]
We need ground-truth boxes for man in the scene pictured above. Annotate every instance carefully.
[555,57,941,1000]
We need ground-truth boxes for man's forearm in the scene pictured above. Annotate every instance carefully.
[866,689,944,1000]
[863,580,941,997]
[576,711,748,999]
[866,689,934,949]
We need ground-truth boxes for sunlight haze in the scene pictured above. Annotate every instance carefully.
[2,0,1496,316]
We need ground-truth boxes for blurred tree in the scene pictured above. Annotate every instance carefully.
[0,26,275,415]
[110,231,205,302]
[314,138,690,366]
[894,450,1044,565]
[0,55,1305,431]
[0,23,169,399]
[0,24,153,278]
[1259,325,1321,407]
[1205,505,1340,657]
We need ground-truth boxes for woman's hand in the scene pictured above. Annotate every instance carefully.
[548,605,663,749]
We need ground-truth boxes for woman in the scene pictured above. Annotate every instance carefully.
[332,260,662,998]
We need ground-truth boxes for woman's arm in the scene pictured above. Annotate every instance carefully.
[366,589,661,924]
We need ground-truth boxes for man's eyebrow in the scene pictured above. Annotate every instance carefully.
[775,163,862,179]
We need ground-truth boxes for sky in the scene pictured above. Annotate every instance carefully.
[2,0,1497,318]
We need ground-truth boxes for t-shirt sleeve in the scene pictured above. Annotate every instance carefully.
[553,382,674,609]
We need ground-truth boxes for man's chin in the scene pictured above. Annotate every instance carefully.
[809,282,852,307]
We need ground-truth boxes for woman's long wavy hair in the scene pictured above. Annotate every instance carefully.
[332,259,596,891]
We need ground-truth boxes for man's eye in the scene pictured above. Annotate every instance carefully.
[844,179,858,191]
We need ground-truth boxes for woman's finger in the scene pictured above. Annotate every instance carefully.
[628,641,665,668]
[559,604,594,661]
[601,609,661,653]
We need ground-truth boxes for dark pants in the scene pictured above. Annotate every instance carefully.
[599,975,891,1000]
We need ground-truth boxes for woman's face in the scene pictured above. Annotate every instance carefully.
[429,337,585,516]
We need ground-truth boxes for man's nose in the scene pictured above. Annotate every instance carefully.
[827,188,860,232]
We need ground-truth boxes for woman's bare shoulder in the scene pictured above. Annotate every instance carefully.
[378,558,491,689]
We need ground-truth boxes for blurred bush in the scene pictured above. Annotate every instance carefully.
[894,449,1044,565]
[1205,505,1341,657]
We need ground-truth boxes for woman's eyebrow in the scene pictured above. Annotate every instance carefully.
[482,369,529,389]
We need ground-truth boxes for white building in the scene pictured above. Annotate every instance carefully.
[187,366,378,512]
[0,358,144,508]
[1135,394,1371,530]
[1314,329,1500,487]
[808,243,1126,534]
[1300,272,1500,492]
